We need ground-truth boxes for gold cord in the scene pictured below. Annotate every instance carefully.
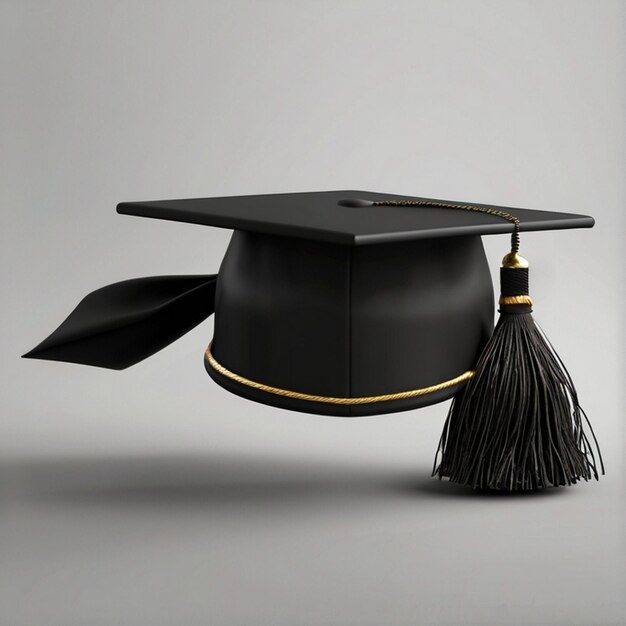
[499,295,533,306]
[205,342,474,405]
[372,199,521,254]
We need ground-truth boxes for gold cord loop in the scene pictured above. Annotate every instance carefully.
[372,199,522,254]
[205,343,474,405]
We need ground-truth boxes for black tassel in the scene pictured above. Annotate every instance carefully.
[433,253,603,491]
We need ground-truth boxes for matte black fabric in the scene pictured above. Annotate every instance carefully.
[23,275,218,369]
[209,231,494,416]
[117,191,595,246]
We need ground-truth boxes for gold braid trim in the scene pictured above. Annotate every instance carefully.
[205,342,474,405]
[372,199,521,229]
[499,295,533,306]
[372,198,523,255]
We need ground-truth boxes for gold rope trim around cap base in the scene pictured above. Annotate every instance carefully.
[205,342,474,405]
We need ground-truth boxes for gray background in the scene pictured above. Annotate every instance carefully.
[1,1,624,625]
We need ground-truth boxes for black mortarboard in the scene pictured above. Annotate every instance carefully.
[24,190,603,491]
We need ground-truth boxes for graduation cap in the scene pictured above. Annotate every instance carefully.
[24,190,603,491]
